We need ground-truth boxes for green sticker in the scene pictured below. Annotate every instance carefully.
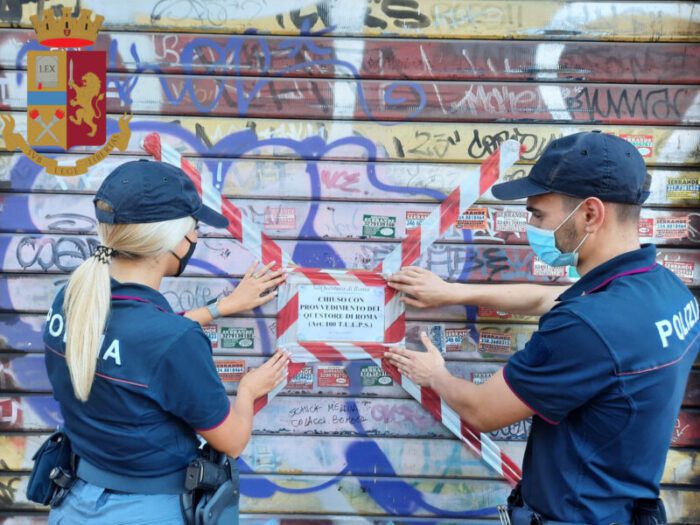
[363,214,396,238]
[220,327,255,349]
[360,365,393,386]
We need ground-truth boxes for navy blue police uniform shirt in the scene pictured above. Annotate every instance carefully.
[504,244,699,524]
[43,279,230,478]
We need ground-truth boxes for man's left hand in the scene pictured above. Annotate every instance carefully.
[385,332,447,387]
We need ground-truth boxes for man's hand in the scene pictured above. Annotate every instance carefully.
[219,262,287,315]
[385,332,448,387]
[387,266,453,308]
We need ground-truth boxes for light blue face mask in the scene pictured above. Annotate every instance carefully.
[526,201,590,267]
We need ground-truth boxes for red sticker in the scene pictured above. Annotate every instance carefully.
[0,398,22,427]
[619,134,653,158]
[216,360,246,382]
[478,331,513,355]
[638,218,654,238]
[317,365,350,387]
[456,208,488,230]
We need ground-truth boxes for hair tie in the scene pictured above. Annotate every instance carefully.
[94,245,115,264]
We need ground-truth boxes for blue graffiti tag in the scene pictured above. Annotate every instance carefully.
[15,32,427,121]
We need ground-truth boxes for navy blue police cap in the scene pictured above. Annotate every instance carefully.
[94,160,228,228]
[491,131,650,205]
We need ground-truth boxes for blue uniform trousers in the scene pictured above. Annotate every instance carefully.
[48,479,185,524]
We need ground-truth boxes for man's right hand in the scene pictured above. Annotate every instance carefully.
[387,266,454,308]
[389,267,568,316]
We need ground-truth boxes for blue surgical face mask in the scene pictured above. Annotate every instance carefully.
[526,201,589,267]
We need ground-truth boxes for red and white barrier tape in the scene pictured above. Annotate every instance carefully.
[375,140,521,275]
[141,132,523,485]
[142,134,292,267]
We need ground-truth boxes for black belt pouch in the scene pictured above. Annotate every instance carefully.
[26,430,73,505]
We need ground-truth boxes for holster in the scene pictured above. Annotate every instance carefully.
[632,498,667,525]
[26,430,77,507]
[506,483,545,525]
[507,483,524,514]
[180,445,240,525]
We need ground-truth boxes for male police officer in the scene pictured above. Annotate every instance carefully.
[387,132,698,525]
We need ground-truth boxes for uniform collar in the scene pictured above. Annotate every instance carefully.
[557,244,657,302]
[110,278,174,313]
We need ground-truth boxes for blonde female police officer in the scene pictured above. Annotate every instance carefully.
[43,160,289,524]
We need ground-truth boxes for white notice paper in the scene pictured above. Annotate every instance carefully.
[297,284,385,342]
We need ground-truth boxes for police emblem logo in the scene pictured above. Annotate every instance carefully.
[1,7,131,176]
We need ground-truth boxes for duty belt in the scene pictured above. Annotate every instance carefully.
[501,484,667,525]
[76,456,187,494]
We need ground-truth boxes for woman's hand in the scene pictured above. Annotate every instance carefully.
[219,262,287,316]
[238,351,290,399]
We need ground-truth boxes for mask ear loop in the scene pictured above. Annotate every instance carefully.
[553,199,587,233]
[572,231,590,254]
[171,233,196,257]
[170,235,196,268]
[555,199,590,257]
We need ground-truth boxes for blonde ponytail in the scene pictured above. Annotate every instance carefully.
[64,255,111,401]
[62,201,195,402]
